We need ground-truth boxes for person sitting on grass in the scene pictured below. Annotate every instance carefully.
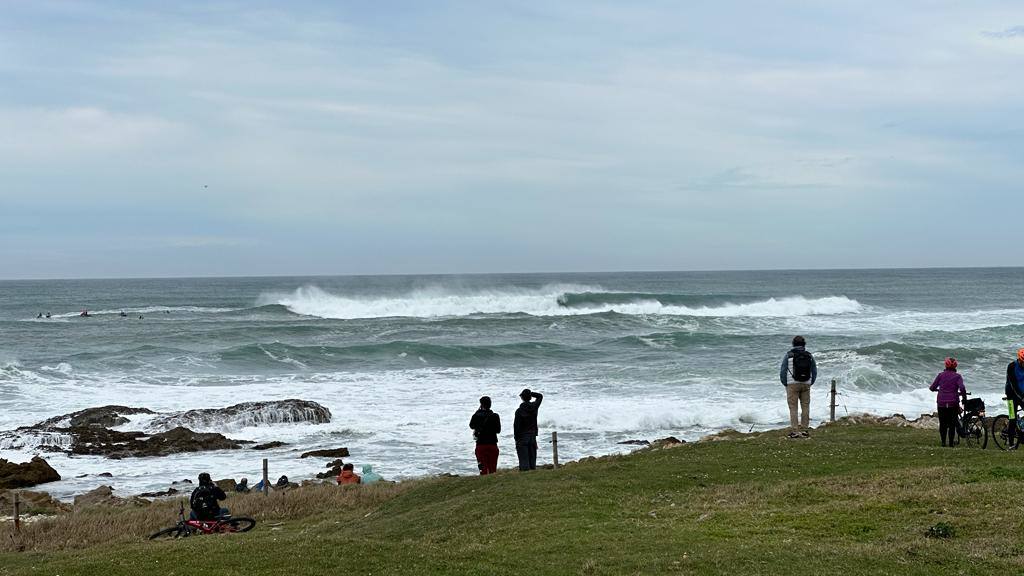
[235,477,250,493]
[189,472,228,521]
[337,463,361,485]
[361,465,383,485]
[929,357,966,447]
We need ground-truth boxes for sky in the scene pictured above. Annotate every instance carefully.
[1,1,1022,279]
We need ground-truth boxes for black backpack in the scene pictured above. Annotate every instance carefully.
[190,485,219,519]
[789,349,813,382]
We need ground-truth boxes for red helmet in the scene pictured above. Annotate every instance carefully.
[944,357,957,370]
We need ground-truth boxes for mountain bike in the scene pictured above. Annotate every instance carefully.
[149,502,256,540]
[956,396,987,449]
[990,398,1024,450]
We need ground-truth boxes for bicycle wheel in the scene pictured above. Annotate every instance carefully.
[149,525,190,540]
[222,517,256,533]
[963,415,987,449]
[991,415,1011,450]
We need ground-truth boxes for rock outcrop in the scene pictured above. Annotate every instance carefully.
[300,447,349,459]
[34,405,154,429]
[0,456,61,489]
[69,426,242,458]
[73,485,149,508]
[0,489,70,515]
[149,399,332,430]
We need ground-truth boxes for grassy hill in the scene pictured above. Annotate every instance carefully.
[3,422,1024,575]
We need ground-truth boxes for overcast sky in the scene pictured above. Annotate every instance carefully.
[1,1,1022,279]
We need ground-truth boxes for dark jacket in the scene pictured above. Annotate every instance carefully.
[780,346,817,385]
[189,483,227,520]
[469,409,501,445]
[513,393,543,438]
[1006,361,1024,403]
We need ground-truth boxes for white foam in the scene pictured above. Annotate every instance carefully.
[261,285,863,319]
[48,306,237,319]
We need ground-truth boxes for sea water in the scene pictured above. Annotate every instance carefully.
[1,269,1021,499]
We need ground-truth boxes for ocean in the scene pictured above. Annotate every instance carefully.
[1,268,1021,499]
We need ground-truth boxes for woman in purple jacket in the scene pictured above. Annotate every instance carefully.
[930,357,967,447]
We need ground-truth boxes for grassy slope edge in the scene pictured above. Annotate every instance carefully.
[3,424,1024,576]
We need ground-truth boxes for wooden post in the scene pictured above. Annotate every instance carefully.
[830,379,837,422]
[262,458,269,495]
[12,491,21,533]
[551,431,559,469]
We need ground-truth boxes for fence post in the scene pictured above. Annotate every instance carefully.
[262,458,269,495]
[12,491,21,533]
[551,431,559,469]
[830,379,837,422]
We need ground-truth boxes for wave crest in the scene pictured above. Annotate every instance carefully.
[260,285,862,319]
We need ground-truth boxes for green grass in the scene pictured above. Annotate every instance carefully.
[4,423,1024,575]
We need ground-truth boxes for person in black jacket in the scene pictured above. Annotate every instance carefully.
[513,389,543,471]
[469,396,501,474]
[189,472,228,521]
[1005,349,1024,450]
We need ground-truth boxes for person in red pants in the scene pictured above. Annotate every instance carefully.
[470,396,501,474]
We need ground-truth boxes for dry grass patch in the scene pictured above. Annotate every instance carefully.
[1,480,419,553]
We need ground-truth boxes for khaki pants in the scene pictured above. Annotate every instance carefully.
[786,381,812,429]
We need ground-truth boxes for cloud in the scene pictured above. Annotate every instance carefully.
[982,25,1024,38]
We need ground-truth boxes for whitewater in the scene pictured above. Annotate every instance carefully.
[2,269,1023,499]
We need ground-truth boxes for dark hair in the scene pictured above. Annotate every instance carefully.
[198,472,212,485]
[792,335,806,347]
[342,463,354,471]
[520,388,532,400]
[479,396,491,409]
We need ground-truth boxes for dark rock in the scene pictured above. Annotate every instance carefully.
[315,459,345,479]
[252,441,288,450]
[73,485,114,507]
[150,399,332,430]
[138,487,179,498]
[215,478,237,492]
[618,439,651,446]
[97,472,113,477]
[171,479,193,485]
[0,456,61,489]
[300,447,349,459]
[650,436,685,449]
[34,405,154,429]
[68,426,243,458]
[74,485,149,508]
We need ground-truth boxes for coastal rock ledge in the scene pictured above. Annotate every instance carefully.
[0,456,61,489]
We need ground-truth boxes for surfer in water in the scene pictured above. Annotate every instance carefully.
[79,310,90,317]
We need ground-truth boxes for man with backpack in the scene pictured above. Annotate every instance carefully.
[189,472,228,521]
[780,335,817,437]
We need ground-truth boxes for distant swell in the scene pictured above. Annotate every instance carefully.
[260,285,863,319]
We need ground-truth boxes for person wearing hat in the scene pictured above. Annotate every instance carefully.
[513,388,543,471]
[1005,349,1024,450]
[929,357,966,447]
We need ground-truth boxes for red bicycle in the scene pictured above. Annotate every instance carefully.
[149,502,256,540]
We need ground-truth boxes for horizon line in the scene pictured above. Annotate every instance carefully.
[1,264,1022,282]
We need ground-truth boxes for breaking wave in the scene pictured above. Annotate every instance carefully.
[260,285,863,319]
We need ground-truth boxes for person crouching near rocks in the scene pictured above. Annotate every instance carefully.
[337,463,361,485]
[930,357,966,447]
[470,395,501,475]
